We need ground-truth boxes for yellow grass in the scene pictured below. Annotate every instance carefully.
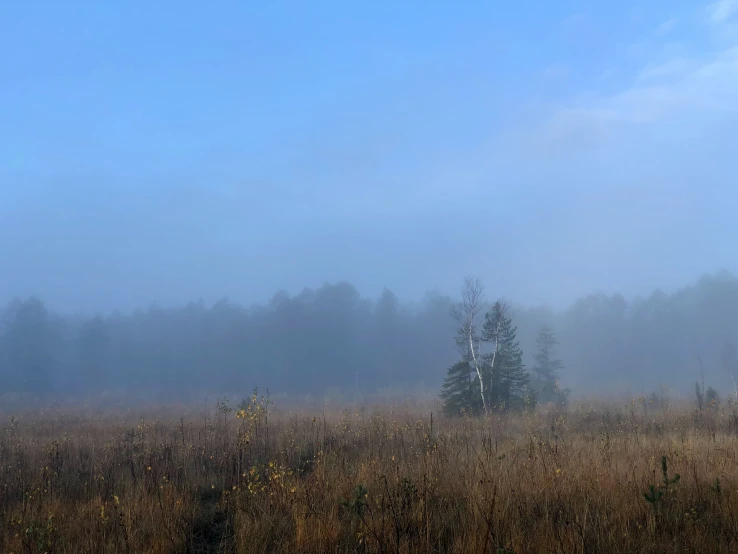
[1,395,738,553]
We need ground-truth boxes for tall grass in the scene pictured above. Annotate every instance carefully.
[1,394,738,553]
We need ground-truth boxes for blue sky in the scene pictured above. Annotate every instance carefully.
[2,0,738,313]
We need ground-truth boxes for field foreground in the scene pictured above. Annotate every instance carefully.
[2,396,738,553]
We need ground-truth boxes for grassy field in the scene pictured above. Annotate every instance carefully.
[1,393,738,553]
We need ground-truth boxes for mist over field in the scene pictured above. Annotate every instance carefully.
[3,0,738,406]
[2,271,738,404]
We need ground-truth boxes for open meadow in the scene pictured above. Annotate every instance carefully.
[2,394,738,553]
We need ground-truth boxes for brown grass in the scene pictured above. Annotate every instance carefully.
[2,394,738,553]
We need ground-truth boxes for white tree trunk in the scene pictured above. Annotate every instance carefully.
[468,327,487,414]
[453,277,488,414]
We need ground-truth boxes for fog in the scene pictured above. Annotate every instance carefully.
[3,273,738,403]
[2,2,738,403]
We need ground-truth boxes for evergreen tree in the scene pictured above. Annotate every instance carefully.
[496,312,529,410]
[481,301,506,410]
[4,297,55,393]
[440,359,481,416]
[531,326,567,405]
[482,304,529,412]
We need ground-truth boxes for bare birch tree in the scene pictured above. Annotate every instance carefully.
[451,277,487,414]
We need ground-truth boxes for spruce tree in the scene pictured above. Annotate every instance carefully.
[482,304,529,412]
[481,301,505,409]
[532,326,566,405]
[440,360,481,416]
[496,313,528,411]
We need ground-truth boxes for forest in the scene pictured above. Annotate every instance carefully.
[2,270,738,402]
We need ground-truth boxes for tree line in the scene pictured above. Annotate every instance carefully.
[2,271,738,401]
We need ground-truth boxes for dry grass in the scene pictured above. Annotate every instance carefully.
[2,394,738,553]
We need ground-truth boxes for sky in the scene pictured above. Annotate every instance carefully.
[1,0,738,313]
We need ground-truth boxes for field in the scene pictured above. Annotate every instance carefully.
[1,394,738,553]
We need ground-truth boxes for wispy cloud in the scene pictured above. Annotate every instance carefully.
[656,18,676,35]
[545,2,738,141]
[706,0,738,24]
[636,58,695,81]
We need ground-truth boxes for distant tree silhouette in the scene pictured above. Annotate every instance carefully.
[531,326,567,405]
[3,297,55,393]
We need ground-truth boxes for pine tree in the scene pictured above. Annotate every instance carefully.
[497,313,528,411]
[440,360,481,416]
[482,304,529,412]
[532,326,566,405]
